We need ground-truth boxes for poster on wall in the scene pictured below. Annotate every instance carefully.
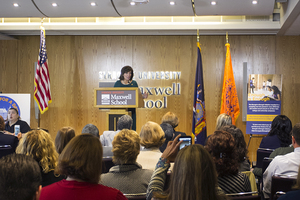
[246,74,282,134]
[0,94,31,125]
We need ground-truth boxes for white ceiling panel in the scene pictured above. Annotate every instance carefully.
[0,0,43,18]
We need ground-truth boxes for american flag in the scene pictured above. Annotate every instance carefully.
[34,29,52,114]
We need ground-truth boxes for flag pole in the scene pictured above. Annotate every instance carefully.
[226,31,229,43]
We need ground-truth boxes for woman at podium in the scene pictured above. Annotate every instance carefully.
[114,66,147,130]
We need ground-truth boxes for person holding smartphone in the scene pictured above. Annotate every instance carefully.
[4,108,30,137]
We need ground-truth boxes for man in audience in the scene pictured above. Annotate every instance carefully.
[100,114,132,147]
[0,115,19,158]
[0,154,42,200]
[82,123,100,138]
[263,122,300,198]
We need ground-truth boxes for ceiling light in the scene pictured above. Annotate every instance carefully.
[91,2,96,6]
[211,1,217,5]
[130,2,135,5]
[170,1,175,5]
[252,0,258,4]
[52,3,58,7]
[13,3,19,7]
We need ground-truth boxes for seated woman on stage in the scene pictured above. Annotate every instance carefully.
[146,135,227,200]
[205,130,251,194]
[101,129,153,194]
[55,126,75,154]
[137,121,165,171]
[39,134,127,200]
[16,129,64,187]
[4,108,30,137]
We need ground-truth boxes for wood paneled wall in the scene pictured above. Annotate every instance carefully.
[1,35,300,163]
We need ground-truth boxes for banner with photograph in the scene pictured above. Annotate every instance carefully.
[246,74,282,134]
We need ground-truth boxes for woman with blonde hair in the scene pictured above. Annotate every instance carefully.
[16,129,63,187]
[137,121,165,170]
[55,127,75,154]
[215,113,232,130]
[161,112,186,138]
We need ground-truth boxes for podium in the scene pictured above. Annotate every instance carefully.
[94,88,143,131]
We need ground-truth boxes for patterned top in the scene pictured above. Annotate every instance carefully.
[218,172,251,194]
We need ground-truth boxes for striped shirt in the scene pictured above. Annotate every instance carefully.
[218,172,251,194]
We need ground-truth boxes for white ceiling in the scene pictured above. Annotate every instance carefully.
[0,0,299,38]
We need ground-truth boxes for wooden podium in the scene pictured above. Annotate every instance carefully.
[94,88,143,131]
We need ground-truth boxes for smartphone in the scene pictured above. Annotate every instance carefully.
[178,136,192,150]
[14,125,20,136]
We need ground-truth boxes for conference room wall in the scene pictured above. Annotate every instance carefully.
[0,35,299,163]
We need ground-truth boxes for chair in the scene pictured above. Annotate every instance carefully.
[256,148,274,168]
[262,157,273,174]
[102,157,114,173]
[124,193,146,200]
[270,175,297,200]
[227,192,261,200]
[0,145,13,159]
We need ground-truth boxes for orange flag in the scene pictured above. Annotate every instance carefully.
[220,43,240,124]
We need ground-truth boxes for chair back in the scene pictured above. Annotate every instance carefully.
[124,193,146,200]
[102,157,114,173]
[227,192,261,200]
[270,175,297,200]
[0,145,13,159]
[256,148,274,168]
[262,157,273,174]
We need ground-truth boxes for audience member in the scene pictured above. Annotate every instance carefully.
[263,122,300,198]
[205,130,251,194]
[39,134,127,200]
[55,126,75,154]
[0,115,19,158]
[221,125,250,172]
[0,154,42,200]
[101,114,133,147]
[16,129,64,187]
[146,135,227,200]
[159,122,174,152]
[215,113,232,131]
[4,107,30,137]
[137,121,165,170]
[277,166,300,200]
[259,115,292,149]
[269,145,294,159]
[161,112,186,137]
[101,129,153,194]
[82,123,99,138]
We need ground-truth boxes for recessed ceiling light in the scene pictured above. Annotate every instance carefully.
[13,3,19,7]
[52,3,58,7]
[130,1,135,5]
[211,1,217,5]
[170,1,175,5]
[91,2,96,6]
[252,0,258,4]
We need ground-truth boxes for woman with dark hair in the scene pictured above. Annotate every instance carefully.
[55,127,76,154]
[146,135,227,200]
[259,115,292,149]
[271,85,281,101]
[221,125,250,172]
[114,65,147,130]
[40,134,127,200]
[4,107,30,135]
[205,131,251,194]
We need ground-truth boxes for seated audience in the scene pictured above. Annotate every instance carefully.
[221,125,250,172]
[161,112,186,137]
[137,121,165,171]
[269,145,294,158]
[215,113,232,130]
[0,154,42,200]
[146,135,227,200]
[263,122,300,198]
[16,129,64,187]
[205,130,251,194]
[39,134,127,200]
[4,107,30,135]
[259,115,292,149]
[82,123,99,138]
[101,129,153,194]
[0,115,19,158]
[159,122,174,152]
[55,126,75,154]
[277,166,300,200]
[101,114,133,147]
